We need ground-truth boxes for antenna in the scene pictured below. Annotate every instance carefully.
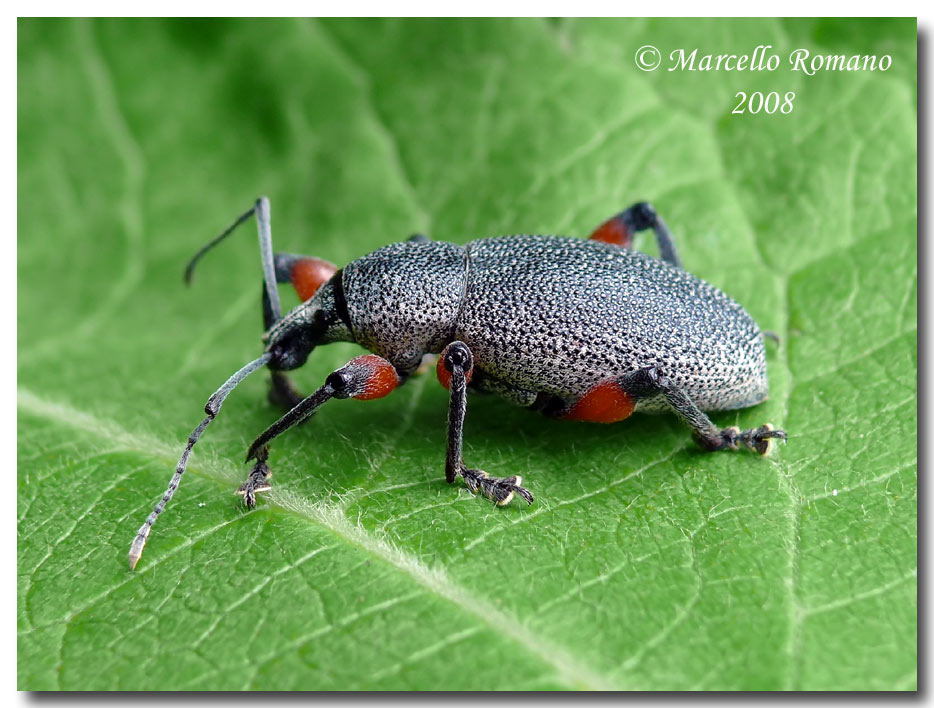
[183,196,282,323]
[128,352,272,570]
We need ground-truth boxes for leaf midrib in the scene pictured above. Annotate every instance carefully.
[17,386,620,691]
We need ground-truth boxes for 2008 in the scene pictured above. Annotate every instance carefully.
[733,91,795,114]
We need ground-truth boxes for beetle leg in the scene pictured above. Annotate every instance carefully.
[618,367,786,455]
[589,202,682,268]
[237,444,273,508]
[268,370,305,412]
[262,253,339,411]
[238,354,401,506]
[439,342,534,506]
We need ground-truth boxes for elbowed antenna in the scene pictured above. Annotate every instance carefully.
[183,196,283,323]
[128,352,272,570]
[183,205,255,284]
[254,197,282,323]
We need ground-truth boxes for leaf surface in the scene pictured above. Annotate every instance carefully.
[18,18,916,690]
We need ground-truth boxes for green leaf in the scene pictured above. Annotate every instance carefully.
[18,18,916,690]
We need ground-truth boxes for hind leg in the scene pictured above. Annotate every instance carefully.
[589,202,682,268]
[552,367,785,455]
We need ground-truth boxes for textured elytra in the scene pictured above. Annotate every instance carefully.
[330,234,767,413]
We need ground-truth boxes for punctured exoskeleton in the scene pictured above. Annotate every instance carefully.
[128,197,785,569]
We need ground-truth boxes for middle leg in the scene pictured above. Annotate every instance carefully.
[438,342,534,506]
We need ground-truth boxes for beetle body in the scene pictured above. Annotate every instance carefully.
[324,235,767,416]
[129,199,785,570]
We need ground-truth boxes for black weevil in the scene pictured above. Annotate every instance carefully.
[129,197,785,569]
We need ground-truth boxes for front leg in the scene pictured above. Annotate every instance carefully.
[439,342,533,506]
[240,354,401,506]
[262,253,338,411]
[236,444,272,507]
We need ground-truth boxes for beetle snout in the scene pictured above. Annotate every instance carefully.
[267,338,313,372]
[264,326,315,371]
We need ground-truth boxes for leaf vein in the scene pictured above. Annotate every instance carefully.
[18,387,619,690]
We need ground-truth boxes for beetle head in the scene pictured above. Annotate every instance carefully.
[264,312,319,370]
[263,277,353,371]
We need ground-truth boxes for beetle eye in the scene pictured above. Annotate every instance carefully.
[325,370,351,391]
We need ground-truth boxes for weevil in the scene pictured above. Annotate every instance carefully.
[128,197,786,569]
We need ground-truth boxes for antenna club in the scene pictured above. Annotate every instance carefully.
[128,524,150,570]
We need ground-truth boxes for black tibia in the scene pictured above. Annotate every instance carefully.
[246,383,336,463]
[618,202,683,268]
[238,356,397,508]
[619,366,786,455]
[442,341,534,506]
[268,371,305,411]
